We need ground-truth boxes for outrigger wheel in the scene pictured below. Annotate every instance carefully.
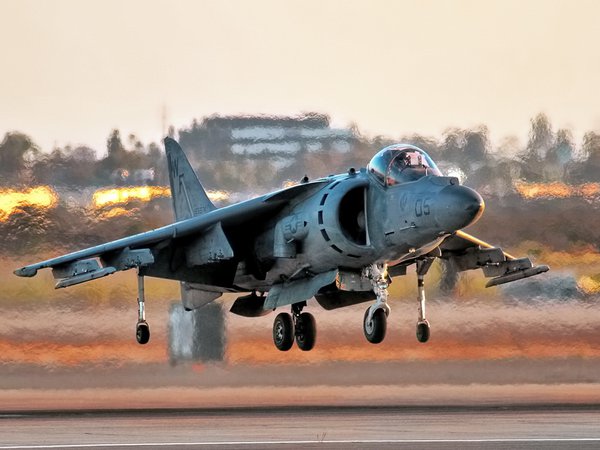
[273,312,294,351]
[416,320,430,343]
[136,321,150,345]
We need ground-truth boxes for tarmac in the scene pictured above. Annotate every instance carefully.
[1,405,599,449]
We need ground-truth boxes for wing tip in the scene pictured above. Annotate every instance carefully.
[14,266,38,277]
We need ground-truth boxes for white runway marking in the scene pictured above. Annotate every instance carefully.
[1,438,600,448]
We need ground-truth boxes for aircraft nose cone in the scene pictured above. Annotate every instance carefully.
[435,185,485,231]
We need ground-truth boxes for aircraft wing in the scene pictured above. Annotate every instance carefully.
[439,230,549,287]
[14,180,328,288]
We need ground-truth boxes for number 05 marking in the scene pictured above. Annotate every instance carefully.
[415,198,431,217]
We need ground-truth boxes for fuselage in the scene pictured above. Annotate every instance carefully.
[232,145,484,292]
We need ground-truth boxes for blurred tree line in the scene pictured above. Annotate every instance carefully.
[2,113,600,192]
[3,113,600,255]
[0,129,168,188]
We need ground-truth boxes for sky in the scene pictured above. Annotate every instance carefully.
[1,0,600,154]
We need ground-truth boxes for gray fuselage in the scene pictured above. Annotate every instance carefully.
[235,168,483,292]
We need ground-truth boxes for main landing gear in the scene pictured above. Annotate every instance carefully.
[136,272,150,345]
[272,302,316,351]
[361,258,434,345]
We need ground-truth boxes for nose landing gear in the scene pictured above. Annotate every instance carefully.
[362,264,390,344]
[360,259,434,345]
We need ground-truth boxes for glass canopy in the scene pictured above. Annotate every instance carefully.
[367,144,442,186]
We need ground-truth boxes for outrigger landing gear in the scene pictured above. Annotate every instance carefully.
[362,264,390,344]
[136,271,150,345]
[272,302,317,351]
[416,258,434,343]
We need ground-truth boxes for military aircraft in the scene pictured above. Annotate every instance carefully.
[15,138,549,351]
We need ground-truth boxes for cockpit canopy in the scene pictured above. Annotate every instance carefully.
[367,144,442,186]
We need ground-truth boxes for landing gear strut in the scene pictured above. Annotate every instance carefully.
[136,272,150,345]
[416,258,434,343]
[362,263,390,344]
[272,302,317,351]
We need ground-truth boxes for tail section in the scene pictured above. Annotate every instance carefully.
[164,137,216,221]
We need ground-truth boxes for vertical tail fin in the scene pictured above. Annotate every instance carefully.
[164,137,216,221]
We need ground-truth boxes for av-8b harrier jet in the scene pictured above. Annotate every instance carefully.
[15,138,549,351]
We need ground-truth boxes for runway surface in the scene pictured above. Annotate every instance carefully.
[0,406,599,450]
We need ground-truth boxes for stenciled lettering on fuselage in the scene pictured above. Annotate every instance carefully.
[415,198,432,217]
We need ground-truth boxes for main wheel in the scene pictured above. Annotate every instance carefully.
[416,321,430,343]
[273,312,294,351]
[136,321,150,345]
[295,312,316,351]
[363,308,386,344]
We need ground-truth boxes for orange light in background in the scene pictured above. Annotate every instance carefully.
[97,206,137,219]
[578,275,600,295]
[92,186,230,209]
[579,183,600,197]
[208,190,230,202]
[92,186,171,208]
[0,186,59,220]
[514,182,600,199]
[282,180,298,189]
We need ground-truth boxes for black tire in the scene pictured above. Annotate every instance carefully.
[363,308,386,344]
[136,321,150,345]
[295,312,317,351]
[416,321,430,343]
[273,312,294,351]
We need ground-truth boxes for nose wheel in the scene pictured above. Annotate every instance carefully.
[136,321,150,344]
[363,307,387,343]
[416,320,430,343]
